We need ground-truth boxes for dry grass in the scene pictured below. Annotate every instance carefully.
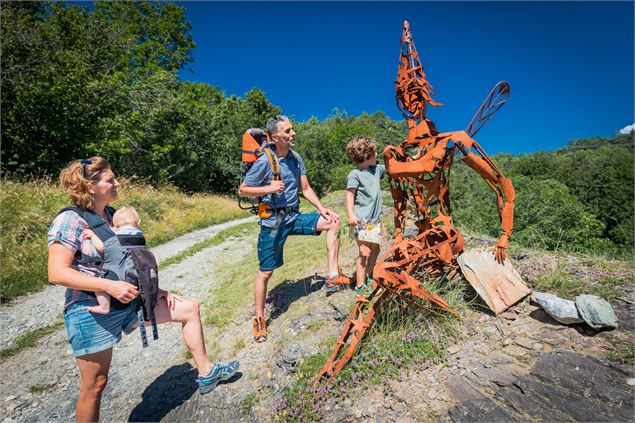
[0,177,248,300]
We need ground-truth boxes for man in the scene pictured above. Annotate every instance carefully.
[238,115,351,343]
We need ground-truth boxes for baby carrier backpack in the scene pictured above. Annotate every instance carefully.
[238,128,278,216]
[58,206,160,348]
[238,128,301,230]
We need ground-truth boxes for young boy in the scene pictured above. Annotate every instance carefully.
[83,206,144,314]
[345,136,386,295]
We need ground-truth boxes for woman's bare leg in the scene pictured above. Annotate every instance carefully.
[153,296,212,376]
[75,348,112,422]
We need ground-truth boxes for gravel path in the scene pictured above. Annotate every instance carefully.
[0,216,256,349]
[0,217,257,422]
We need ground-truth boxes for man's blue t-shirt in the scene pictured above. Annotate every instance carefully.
[243,145,307,228]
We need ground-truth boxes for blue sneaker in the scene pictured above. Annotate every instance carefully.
[197,360,240,394]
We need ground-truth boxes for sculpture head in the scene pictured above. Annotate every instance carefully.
[395,20,443,124]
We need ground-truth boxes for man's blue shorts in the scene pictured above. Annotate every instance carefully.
[257,212,321,271]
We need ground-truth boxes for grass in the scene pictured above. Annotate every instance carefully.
[529,267,626,300]
[202,192,355,330]
[605,333,635,365]
[29,383,55,394]
[0,319,64,361]
[274,276,464,422]
[0,178,249,300]
[239,392,257,415]
[231,338,246,356]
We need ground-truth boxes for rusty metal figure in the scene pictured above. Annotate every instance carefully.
[313,21,515,386]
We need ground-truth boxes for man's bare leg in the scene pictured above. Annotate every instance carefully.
[317,216,341,275]
[254,270,273,319]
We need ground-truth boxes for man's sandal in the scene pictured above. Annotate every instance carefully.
[253,316,268,343]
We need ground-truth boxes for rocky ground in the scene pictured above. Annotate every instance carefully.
[1,222,633,422]
[0,217,256,422]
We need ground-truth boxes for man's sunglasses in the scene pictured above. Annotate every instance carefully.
[268,115,286,124]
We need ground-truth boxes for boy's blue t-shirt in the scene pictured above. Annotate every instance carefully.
[243,146,307,228]
[346,164,386,222]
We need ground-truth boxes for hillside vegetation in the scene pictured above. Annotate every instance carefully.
[2,1,632,270]
[0,178,248,300]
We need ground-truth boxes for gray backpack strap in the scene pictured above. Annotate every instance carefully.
[57,206,116,264]
[129,248,160,345]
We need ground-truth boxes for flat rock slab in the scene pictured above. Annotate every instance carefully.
[530,350,634,408]
[448,350,635,422]
[448,397,523,423]
[445,375,489,402]
[457,250,531,314]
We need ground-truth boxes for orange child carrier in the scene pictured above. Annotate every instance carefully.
[238,128,281,218]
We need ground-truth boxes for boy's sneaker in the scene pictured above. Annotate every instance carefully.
[355,277,374,297]
[197,360,240,394]
[253,316,267,343]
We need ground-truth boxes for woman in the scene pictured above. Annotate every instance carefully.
[48,157,238,422]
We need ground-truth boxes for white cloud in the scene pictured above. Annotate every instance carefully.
[618,123,635,134]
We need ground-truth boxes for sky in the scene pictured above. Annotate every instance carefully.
[178,1,634,155]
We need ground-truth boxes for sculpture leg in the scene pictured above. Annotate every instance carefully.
[312,282,389,387]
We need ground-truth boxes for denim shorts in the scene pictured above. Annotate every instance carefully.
[64,300,139,357]
[257,212,321,271]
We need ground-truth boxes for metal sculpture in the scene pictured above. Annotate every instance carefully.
[313,21,515,386]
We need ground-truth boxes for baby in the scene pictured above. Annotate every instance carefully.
[83,207,144,314]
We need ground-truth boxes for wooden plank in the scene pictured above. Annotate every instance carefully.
[457,250,531,314]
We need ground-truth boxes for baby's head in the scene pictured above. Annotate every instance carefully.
[346,136,377,165]
[113,207,141,231]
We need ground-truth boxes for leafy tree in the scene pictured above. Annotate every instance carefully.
[1,1,194,176]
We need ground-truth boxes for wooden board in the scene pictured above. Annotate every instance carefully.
[457,250,531,314]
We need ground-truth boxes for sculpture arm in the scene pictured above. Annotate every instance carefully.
[452,131,515,262]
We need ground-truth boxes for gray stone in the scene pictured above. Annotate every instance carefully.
[575,294,618,329]
[483,326,498,337]
[496,383,573,422]
[499,310,518,321]
[532,292,584,324]
[448,397,520,422]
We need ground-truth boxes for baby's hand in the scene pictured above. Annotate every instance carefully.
[82,229,97,240]
[83,228,105,253]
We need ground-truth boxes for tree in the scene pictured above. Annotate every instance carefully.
[1,1,194,176]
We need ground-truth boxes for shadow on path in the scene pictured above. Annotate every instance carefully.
[267,274,331,321]
[129,363,198,422]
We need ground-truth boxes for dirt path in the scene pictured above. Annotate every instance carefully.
[0,217,257,422]
[0,216,255,350]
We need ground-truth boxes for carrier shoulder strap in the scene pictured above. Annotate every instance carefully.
[58,206,117,242]
[263,145,281,181]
